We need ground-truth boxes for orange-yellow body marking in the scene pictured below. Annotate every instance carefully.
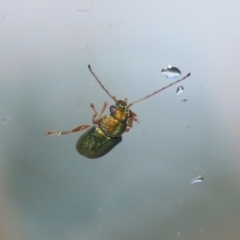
[114,108,128,122]
[100,115,126,138]
[101,116,119,134]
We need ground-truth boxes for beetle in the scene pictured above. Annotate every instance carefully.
[45,65,190,158]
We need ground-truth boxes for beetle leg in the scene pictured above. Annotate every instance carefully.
[90,103,100,124]
[125,111,139,132]
[126,117,135,131]
[98,101,108,119]
[45,125,90,136]
[130,111,139,124]
[90,102,108,124]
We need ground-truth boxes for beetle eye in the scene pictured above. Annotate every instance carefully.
[109,105,116,114]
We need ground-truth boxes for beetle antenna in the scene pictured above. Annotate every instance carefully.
[127,73,191,108]
[88,65,117,102]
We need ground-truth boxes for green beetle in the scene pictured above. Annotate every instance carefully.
[45,65,190,158]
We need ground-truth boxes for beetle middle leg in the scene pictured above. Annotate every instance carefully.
[90,102,108,124]
[45,125,90,136]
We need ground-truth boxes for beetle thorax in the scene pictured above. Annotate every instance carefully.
[99,100,130,137]
[100,115,126,137]
[111,100,130,123]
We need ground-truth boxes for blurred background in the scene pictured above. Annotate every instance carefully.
[1,0,240,239]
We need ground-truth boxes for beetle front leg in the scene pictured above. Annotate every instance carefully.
[45,125,90,136]
[90,102,108,124]
[125,111,139,132]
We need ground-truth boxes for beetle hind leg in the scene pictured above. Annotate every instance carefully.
[45,125,90,136]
